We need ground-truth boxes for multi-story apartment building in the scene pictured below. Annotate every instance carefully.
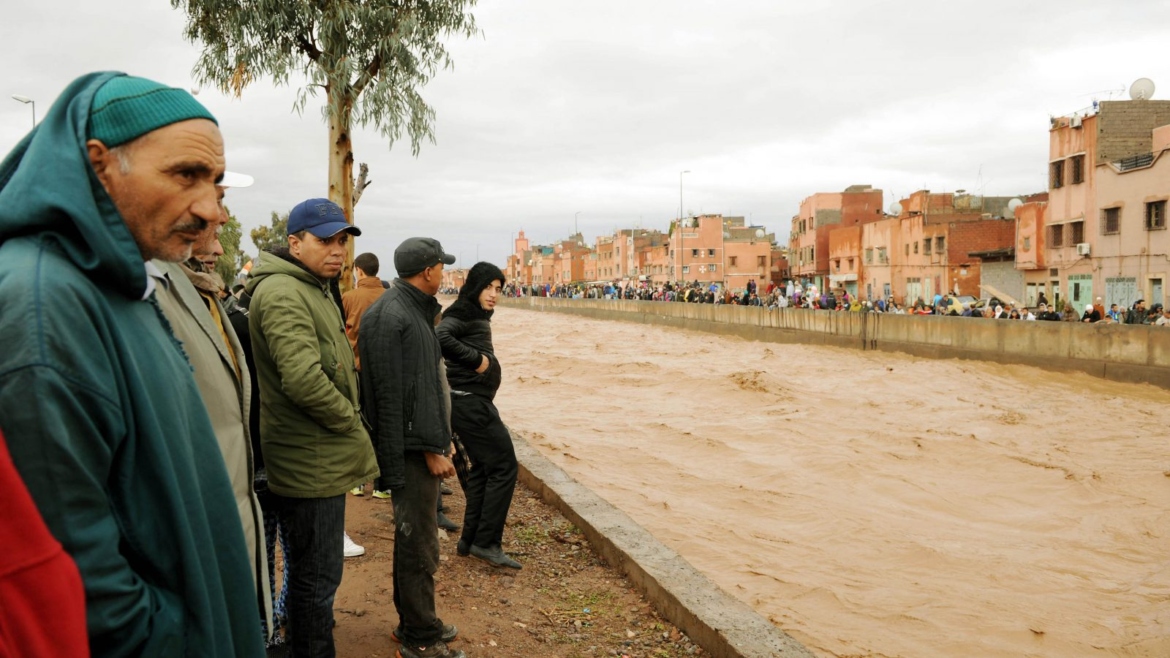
[859,191,1019,304]
[1037,99,1170,310]
[789,185,884,292]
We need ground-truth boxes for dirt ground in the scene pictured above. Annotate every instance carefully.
[316,483,707,658]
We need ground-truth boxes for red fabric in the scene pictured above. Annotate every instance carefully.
[0,429,89,658]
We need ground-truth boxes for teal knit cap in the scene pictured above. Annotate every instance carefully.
[87,75,217,147]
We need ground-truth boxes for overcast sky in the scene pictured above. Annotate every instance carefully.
[3,0,1169,269]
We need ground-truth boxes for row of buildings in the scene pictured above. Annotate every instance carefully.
[495,95,1170,311]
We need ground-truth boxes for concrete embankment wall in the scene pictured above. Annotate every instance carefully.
[503,297,1170,389]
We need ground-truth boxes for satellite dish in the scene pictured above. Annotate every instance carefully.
[191,88,201,96]
[1129,78,1155,100]
[755,229,765,238]
[890,202,903,215]
[1006,198,1023,217]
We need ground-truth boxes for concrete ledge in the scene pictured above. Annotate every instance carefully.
[510,430,816,658]
[502,298,1170,389]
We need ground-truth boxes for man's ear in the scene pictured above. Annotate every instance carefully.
[86,139,112,182]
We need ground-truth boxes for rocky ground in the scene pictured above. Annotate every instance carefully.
[275,481,708,658]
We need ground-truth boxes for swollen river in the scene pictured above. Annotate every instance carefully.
[490,305,1170,658]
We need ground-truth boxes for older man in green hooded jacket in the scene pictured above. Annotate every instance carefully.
[0,72,263,657]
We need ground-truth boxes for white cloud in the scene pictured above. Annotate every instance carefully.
[3,0,1169,266]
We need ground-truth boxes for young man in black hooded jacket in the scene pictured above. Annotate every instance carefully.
[436,262,522,570]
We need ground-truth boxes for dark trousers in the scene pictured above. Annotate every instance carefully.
[452,394,518,549]
[274,493,346,658]
[391,452,445,645]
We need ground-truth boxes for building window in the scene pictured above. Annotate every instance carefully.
[905,244,910,256]
[936,237,944,253]
[1071,155,1085,184]
[913,241,919,254]
[691,249,699,257]
[1071,221,1084,244]
[710,264,718,272]
[682,266,690,274]
[1023,237,1031,250]
[834,259,841,272]
[757,255,766,267]
[865,248,873,264]
[708,249,715,257]
[729,256,737,267]
[1050,160,1064,189]
[1102,207,1121,234]
[847,258,854,271]
[878,247,888,264]
[1146,201,1166,230]
[923,238,932,255]
[1050,224,1064,247]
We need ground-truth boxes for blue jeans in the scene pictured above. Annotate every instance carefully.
[391,452,446,645]
[274,493,346,658]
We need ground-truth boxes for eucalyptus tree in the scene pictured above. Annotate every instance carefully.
[172,0,479,286]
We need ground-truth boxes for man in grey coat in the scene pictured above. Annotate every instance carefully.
[150,172,271,637]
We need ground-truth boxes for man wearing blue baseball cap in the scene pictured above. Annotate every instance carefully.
[0,72,264,657]
[245,198,379,656]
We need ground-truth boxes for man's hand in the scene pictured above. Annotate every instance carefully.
[424,451,456,479]
[475,354,490,374]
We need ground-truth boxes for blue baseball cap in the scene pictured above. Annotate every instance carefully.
[288,198,362,238]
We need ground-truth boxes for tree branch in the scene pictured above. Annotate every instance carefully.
[351,54,382,97]
[352,163,372,206]
[296,33,322,61]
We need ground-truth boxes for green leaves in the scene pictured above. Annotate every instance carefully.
[172,0,479,155]
[250,211,289,254]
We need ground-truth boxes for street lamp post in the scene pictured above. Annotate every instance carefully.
[11,95,35,128]
[678,170,690,288]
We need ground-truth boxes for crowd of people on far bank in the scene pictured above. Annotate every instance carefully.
[506,279,1170,325]
[0,73,518,658]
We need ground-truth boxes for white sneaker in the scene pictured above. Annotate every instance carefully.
[343,532,365,558]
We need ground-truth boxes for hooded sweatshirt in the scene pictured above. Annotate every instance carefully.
[0,72,263,657]
[437,262,506,400]
[245,249,378,497]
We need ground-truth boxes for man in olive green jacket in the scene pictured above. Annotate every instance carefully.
[246,197,378,657]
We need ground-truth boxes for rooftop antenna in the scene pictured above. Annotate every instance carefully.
[1129,78,1156,100]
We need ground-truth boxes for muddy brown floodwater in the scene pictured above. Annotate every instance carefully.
[489,305,1170,658]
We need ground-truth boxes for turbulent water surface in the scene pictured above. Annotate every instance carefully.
[490,305,1170,658]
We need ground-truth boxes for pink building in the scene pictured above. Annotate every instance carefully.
[857,191,1021,304]
[790,185,884,291]
[1042,99,1170,310]
[669,214,727,285]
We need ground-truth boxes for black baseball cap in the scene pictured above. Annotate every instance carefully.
[394,237,456,276]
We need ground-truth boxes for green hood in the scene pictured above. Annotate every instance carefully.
[246,248,326,296]
[0,71,150,299]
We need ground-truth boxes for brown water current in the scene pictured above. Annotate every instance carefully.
[489,306,1170,658]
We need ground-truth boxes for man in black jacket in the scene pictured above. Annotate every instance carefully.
[358,237,465,658]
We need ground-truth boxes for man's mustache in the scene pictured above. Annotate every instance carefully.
[175,218,209,233]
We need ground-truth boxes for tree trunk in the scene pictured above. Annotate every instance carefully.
[328,87,356,292]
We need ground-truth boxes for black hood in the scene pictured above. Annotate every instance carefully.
[445,261,505,321]
[458,261,506,304]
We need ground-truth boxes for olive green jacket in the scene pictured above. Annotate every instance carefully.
[245,250,378,497]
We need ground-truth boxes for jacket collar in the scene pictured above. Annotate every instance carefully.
[356,276,383,290]
[394,278,441,320]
